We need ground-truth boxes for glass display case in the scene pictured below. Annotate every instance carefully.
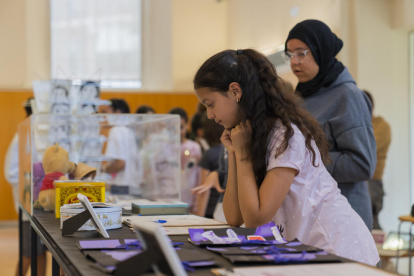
[18,114,181,216]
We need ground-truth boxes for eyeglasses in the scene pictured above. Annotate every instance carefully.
[282,50,310,64]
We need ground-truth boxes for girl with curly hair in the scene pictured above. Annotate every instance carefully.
[193,49,379,265]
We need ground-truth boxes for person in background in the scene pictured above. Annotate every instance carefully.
[285,20,376,230]
[169,107,202,213]
[191,112,210,153]
[100,99,140,195]
[364,90,391,230]
[192,116,224,217]
[135,105,155,114]
[100,98,130,114]
[4,98,48,276]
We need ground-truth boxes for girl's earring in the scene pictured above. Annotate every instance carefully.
[236,98,240,103]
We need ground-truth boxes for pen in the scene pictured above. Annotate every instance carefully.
[149,219,167,223]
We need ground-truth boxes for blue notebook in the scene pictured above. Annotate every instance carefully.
[131,201,188,215]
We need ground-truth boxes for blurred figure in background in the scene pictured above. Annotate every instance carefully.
[135,105,155,114]
[193,117,224,217]
[191,112,210,153]
[169,107,202,212]
[364,90,391,230]
[101,99,141,195]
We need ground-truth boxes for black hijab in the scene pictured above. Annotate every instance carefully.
[285,20,345,98]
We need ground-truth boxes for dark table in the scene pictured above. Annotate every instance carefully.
[27,209,234,276]
[23,209,389,276]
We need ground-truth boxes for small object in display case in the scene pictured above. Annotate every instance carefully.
[55,180,105,218]
[60,202,122,231]
[62,193,110,238]
[38,143,76,212]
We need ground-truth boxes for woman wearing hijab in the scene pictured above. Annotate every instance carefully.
[284,20,376,231]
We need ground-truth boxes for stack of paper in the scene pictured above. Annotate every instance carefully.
[126,215,229,235]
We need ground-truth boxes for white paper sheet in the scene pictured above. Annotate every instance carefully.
[233,263,392,276]
[130,214,228,227]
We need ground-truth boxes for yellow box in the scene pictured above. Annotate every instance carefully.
[55,180,105,218]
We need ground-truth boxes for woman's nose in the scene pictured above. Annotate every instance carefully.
[207,109,215,119]
[291,57,300,66]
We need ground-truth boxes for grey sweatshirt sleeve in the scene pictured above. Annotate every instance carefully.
[324,88,377,183]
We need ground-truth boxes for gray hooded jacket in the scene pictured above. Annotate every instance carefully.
[303,67,376,230]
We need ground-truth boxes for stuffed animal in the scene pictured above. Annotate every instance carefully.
[38,144,76,211]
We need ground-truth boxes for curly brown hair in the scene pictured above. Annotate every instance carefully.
[194,49,331,187]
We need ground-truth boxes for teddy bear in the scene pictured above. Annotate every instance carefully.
[38,143,76,211]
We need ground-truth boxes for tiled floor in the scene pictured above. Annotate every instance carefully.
[0,223,51,276]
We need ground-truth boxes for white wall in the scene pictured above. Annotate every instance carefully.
[0,0,27,89]
[172,0,229,91]
[391,0,414,30]
[227,0,341,51]
[25,0,50,86]
[353,0,411,233]
[141,0,174,91]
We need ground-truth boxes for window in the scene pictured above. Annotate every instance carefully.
[50,0,142,89]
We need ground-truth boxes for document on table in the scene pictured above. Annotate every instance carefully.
[232,263,391,276]
[133,215,228,227]
[163,225,230,235]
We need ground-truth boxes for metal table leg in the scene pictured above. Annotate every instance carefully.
[31,224,37,276]
[396,220,403,273]
[19,208,23,276]
[52,257,60,276]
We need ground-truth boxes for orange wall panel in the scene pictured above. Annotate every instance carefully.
[0,91,33,220]
[100,92,200,115]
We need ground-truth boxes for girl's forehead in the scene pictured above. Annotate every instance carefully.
[196,87,226,101]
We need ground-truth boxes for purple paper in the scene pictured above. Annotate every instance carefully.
[240,246,258,250]
[263,252,316,261]
[188,261,216,267]
[103,250,141,261]
[206,246,227,251]
[251,249,268,254]
[124,239,138,244]
[286,241,302,247]
[189,229,206,242]
[79,240,121,249]
[316,251,328,255]
[32,162,45,201]
[254,222,277,238]
[189,229,247,244]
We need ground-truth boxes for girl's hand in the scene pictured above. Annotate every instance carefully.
[231,120,252,159]
[220,129,235,155]
[191,171,224,194]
